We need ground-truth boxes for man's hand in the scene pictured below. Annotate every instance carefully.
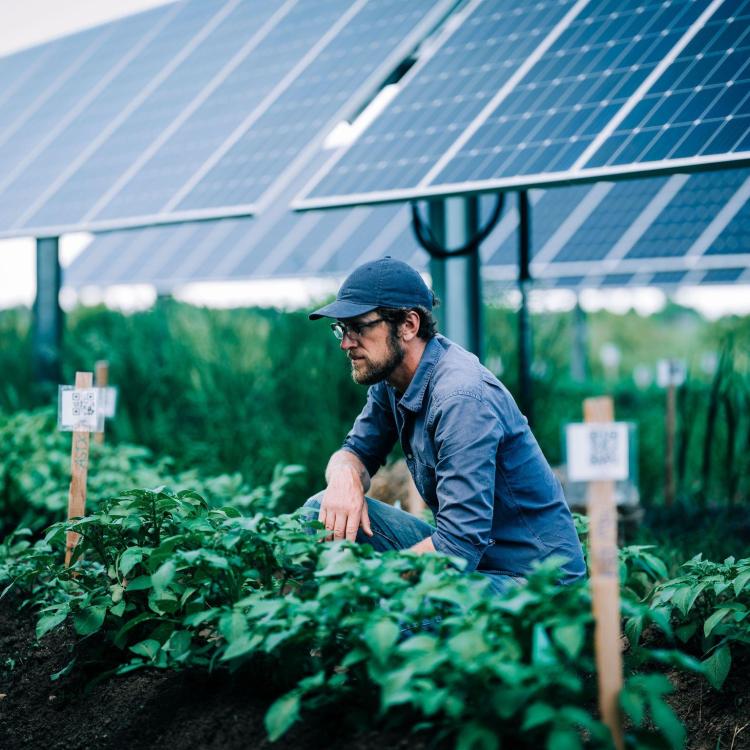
[320,451,374,542]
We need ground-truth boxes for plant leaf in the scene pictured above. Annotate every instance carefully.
[73,605,107,636]
[36,610,68,639]
[265,691,300,741]
[704,608,732,638]
[703,645,731,690]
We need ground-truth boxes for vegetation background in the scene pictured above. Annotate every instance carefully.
[1,298,748,557]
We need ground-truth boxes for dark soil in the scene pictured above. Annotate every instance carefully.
[1,602,748,750]
[0,601,429,750]
[665,658,750,750]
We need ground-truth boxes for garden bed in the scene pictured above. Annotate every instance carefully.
[1,603,748,750]
[0,602,429,750]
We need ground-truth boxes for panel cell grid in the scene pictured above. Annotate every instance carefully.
[553,177,666,262]
[436,0,712,185]
[15,2,224,230]
[650,270,688,284]
[307,0,578,199]
[177,0,438,211]
[95,0,349,223]
[703,266,745,281]
[588,0,750,167]
[29,1,283,229]
[625,168,746,258]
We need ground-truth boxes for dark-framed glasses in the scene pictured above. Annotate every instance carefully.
[330,317,385,341]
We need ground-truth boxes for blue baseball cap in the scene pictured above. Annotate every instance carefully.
[309,257,434,320]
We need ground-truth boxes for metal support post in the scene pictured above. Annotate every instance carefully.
[427,196,483,358]
[571,296,589,382]
[518,191,533,425]
[33,236,62,387]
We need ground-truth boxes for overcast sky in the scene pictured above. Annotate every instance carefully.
[0,1,176,56]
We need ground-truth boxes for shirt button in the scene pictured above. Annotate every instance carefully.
[407,454,413,460]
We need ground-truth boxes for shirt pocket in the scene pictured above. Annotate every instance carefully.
[408,457,437,507]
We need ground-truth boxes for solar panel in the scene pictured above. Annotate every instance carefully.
[67,168,750,292]
[172,1,450,215]
[0,2,187,229]
[295,0,750,209]
[298,0,583,203]
[587,0,750,169]
[0,0,454,238]
[64,150,424,288]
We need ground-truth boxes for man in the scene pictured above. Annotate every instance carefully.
[304,257,585,594]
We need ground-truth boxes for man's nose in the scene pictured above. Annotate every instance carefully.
[340,334,356,351]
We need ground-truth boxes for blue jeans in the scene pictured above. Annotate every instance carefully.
[302,492,525,596]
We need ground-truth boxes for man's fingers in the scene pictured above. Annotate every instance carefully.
[360,501,373,537]
[333,512,347,541]
[318,508,335,541]
[345,512,359,542]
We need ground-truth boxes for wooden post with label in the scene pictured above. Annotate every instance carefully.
[94,360,109,445]
[584,396,624,750]
[65,371,93,567]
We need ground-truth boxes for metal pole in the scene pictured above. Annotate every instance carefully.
[33,236,62,387]
[427,196,483,357]
[518,191,533,425]
[571,296,589,382]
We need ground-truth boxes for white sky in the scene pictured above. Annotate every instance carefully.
[0,1,748,318]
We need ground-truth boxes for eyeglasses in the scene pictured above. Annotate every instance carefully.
[330,317,385,341]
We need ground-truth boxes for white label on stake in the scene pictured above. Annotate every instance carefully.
[58,386,105,432]
[101,386,118,419]
[566,422,629,482]
[657,359,687,388]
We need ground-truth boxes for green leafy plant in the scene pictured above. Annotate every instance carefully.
[641,555,750,689]
[1,490,695,749]
[0,408,304,535]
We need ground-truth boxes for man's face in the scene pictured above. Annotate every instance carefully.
[338,312,405,385]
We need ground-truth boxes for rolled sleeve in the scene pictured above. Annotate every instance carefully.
[341,384,398,479]
[429,393,501,572]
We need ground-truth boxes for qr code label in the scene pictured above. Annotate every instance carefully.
[566,423,629,481]
[590,429,619,466]
[72,390,96,417]
[58,386,105,432]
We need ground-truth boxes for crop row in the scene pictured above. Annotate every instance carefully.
[2,486,748,749]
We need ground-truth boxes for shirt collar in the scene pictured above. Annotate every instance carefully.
[396,336,445,413]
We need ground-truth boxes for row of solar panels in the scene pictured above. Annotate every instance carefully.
[297,0,750,207]
[3,0,749,294]
[0,0,455,238]
[66,163,750,290]
[2,0,749,235]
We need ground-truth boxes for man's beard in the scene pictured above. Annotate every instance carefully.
[350,330,405,385]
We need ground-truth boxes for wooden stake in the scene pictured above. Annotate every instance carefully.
[94,360,109,445]
[65,372,92,567]
[583,396,624,750]
[665,382,676,507]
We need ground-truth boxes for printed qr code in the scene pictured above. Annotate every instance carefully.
[71,390,96,418]
[589,429,619,466]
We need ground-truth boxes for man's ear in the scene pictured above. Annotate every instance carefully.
[400,310,421,342]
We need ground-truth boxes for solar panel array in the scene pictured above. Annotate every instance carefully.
[296,0,750,209]
[0,0,455,238]
[66,167,750,290]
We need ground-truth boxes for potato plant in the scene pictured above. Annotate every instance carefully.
[0,488,707,750]
[631,555,750,690]
[0,408,303,535]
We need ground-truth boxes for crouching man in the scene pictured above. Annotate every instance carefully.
[304,257,585,594]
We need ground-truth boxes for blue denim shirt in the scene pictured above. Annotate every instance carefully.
[342,335,586,581]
